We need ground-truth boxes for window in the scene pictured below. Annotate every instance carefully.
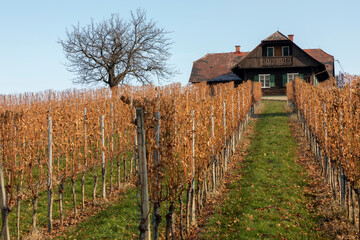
[259,74,270,88]
[267,47,274,57]
[282,46,289,56]
[287,73,299,83]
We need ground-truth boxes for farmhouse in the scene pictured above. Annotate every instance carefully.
[189,31,334,95]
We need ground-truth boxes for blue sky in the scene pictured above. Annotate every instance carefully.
[1,0,359,94]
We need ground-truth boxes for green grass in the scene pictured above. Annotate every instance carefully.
[7,151,135,238]
[201,101,323,239]
[55,187,139,239]
[55,182,175,239]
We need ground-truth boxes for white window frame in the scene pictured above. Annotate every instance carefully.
[267,47,274,57]
[282,46,289,56]
[259,74,271,88]
[287,73,299,83]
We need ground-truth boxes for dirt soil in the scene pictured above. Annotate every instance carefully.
[288,111,358,240]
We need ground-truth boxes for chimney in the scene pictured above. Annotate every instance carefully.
[288,34,294,42]
[235,45,240,54]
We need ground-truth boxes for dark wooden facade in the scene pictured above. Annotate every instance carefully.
[232,32,333,95]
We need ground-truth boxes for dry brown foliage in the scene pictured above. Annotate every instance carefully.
[0,81,262,237]
[287,77,360,188]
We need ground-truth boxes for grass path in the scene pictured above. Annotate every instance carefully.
[200,100,323,239]
[54,187,138,239]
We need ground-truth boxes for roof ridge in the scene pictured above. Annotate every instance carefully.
[263,31,289,41]
[304,48,333,57]
[195,51,249,61]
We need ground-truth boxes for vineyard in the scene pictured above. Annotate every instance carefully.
[0,81,261,239]
[287,77,360,232]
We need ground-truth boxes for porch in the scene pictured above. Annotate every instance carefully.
[262,87,286,96]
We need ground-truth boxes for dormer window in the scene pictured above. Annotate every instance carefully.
[267,47,274,57]
[282,46,289,56]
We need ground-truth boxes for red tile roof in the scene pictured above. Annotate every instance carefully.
[304,49,334,63]
[189,52,249,83]
[304,49,334,76]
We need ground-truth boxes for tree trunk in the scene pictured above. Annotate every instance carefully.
[185,184,191,234]
[123,157,126,182]
[110,158,113,197]
[136,108,151,240]
[165,203,175,240]
[101,115,106,200]
[332,166,337,201]
[352,188,356,224]
[130,156,134,180]
[47,185,54,233]
[204,172,208,202]
[93,174,98,205]
[71,178,77,217]
[59,181,64,227]
[47,115,53,233]
[347,180,350,219]
[153,201,161,240]
[16,195,21,240]
[179,194,184,240]
[197,180,202,213]
[110,83,119,99]
[102,162,106,200]
[190,179,196,227]
[171,212,176,240]
[117,160,121,189]
[110,102,114,197]
[32,186,39,230]
[16,171,24,240]
[0,153,10,240]
[356,190,360,237]
[81,173,85,210]
[212,161,216,191]
[153,111,161,240]
[190,111,196,227]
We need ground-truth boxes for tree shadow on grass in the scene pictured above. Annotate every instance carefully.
[252,112,289,119]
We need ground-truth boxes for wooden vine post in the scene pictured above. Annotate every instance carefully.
[242,88,245,129]
[251,81,254,116]
[134,110,139,180]
[223,101,227,171]
[0,146,10,240]
[237,90,241,133]
[293,79,296,106]
[314,104,319,164]
[339,109,345,206]
[153,111,161,240]
[136,108,151,240]
[110,102,114,195]
[47,116,53,233]
[190,110,196,227]
[82,107,87,210]
[101,115,106,200]
[322,101,328,179]
[231,95,235,153]
[211,105,216,190]
[16,166,24,240]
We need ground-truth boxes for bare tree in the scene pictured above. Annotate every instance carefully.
[59,9,175,90]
